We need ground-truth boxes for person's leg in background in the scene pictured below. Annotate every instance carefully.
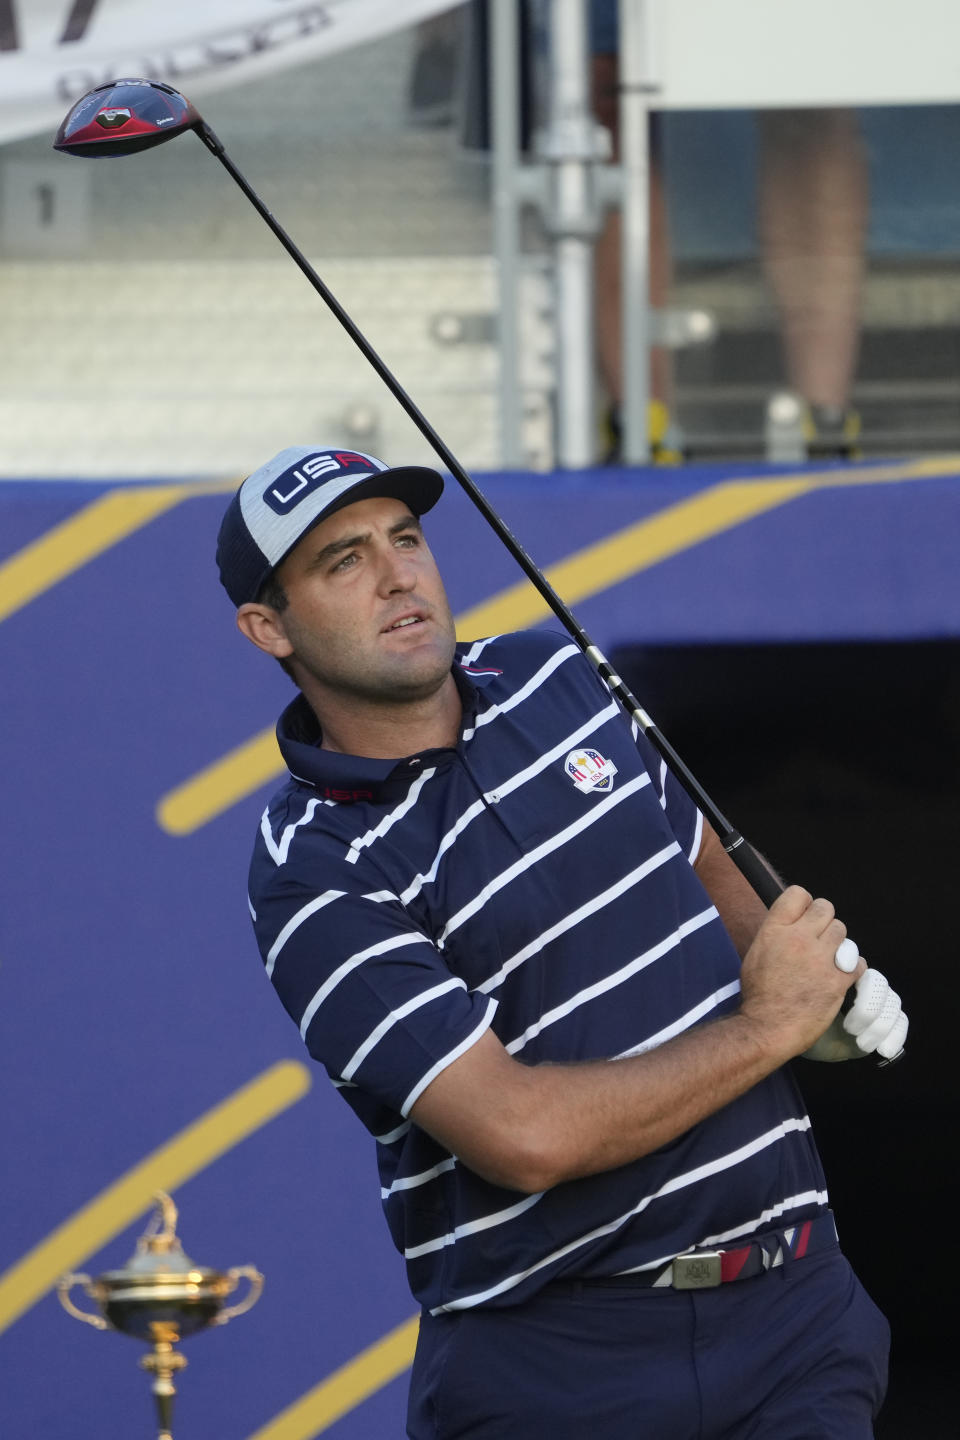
[758,107,869,458]
[590,41,679,463]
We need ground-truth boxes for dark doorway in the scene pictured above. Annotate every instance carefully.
[610,640,959,1437]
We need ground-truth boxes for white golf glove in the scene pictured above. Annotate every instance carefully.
[802,966,908,1063]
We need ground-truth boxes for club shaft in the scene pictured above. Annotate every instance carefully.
[194,121,783,906]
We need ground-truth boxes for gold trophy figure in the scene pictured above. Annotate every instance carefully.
[58,1191,263,1440]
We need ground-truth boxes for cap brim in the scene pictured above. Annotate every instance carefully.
[266,463,444,591]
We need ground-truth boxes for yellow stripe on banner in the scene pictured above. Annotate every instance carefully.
[454,454,960,637]
[454,473,814,636]
[0,485,192,624]
[0,1060,310,1336]
[158,726,283,835]
[156,454,960,834]
[245,1315,419,1440]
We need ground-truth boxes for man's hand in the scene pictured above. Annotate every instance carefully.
[692,832,908,1067]
[803,967,909,1062]
[738,886,863,1062]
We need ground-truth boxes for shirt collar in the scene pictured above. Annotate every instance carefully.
[275,651,485,802]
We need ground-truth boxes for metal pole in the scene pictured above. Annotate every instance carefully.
[619,0,656,464]
[543,0,599,467]
[491,0,525,467]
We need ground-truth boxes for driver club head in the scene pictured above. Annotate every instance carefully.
[53,79,201,157]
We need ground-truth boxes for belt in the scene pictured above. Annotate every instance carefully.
[547,1212,839,1293]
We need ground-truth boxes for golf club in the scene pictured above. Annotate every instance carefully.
[54,79,892,1054]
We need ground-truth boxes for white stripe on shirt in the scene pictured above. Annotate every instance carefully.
[658,760,669,809]
[610,1190,829,1279]
[490,702,620,802]
[689,808,704,864]
[381,1157,457,1200]
[404,1191,543,1260]
[478,842,681,996]
[505,904,718,1055]
[460,636,502,666]
[261,796,325,866]
[399,796,487,906]
[345,768,438,864]
[341,977,468,1082]
[374,1120,411,1145]
[430,1116,813,1313]
[613,977,740,1059]
[265,888,400,978]
[439,772,651,944]
[696,1189,829,1250]
[400,701,621,908]
[298,931,428,1040]
[461,644,580,741]
[401,999,498,1116]
[266,889,345,978]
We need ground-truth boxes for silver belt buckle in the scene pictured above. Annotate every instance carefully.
[672,1252,722,1289]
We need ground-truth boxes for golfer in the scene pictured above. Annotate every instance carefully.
[217,446,906,1439]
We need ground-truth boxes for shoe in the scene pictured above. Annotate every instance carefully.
[601,401,685,466]
[803,404,862,460]
[649,398,685,466]
[601,403,623,464]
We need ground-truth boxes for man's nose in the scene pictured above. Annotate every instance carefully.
[378,547,417,593]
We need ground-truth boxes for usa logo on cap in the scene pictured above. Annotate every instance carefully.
[264,451,381,515]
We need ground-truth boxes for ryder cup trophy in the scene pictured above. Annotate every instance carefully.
[58,1191,263,1440]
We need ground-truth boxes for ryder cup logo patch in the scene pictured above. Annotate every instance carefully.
[564,747,618,794]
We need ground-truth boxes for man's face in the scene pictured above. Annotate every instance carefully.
[267,495,457,712]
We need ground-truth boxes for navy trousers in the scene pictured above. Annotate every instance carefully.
[407,1248,889,1439]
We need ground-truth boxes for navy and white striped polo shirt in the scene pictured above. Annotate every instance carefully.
[249,630,828,1314]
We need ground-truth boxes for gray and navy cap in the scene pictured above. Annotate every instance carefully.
[216,445,444,606]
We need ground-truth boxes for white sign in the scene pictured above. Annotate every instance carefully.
[0,0,463,145]
[644,0,960,109]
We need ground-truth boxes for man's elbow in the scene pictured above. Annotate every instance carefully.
[457,1120,573,1195]
[409,1039,581,1194]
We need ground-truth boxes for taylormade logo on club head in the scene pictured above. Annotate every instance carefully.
[263,451,381,514]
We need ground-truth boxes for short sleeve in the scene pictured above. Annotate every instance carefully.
[253,866,496,1118]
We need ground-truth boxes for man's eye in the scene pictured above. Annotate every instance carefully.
[332,552,358,572]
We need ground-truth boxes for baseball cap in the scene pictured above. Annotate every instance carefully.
[216,446,444,606]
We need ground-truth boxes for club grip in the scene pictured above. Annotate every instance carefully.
[721,833,785,908]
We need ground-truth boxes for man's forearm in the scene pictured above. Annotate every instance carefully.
[411,887,860,1194]
[412,1012,779,1194]
[505,1010,788,1191]
[694,821,777,958]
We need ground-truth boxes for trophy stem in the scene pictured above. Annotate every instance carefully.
[58,1193,262,1439]
[139,1332,187,1440]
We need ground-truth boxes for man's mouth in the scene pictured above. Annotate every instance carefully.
[385,614,425,632]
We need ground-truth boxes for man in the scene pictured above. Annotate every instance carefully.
[217,446,906,1438]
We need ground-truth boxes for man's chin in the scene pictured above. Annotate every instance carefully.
[377,654,455,702]
[296,633,457,710]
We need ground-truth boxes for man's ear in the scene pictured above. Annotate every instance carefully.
[236,602,294,660]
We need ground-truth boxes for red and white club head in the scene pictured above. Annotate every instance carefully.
[54,79,201,158]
